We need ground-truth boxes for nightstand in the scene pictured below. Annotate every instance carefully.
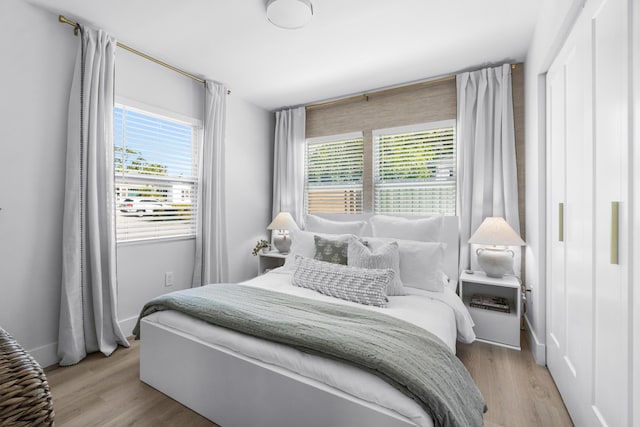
[459,271,521,350]
[257,251,287,275]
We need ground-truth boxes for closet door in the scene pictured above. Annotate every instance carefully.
[589,0,630,424]
[546,0,632,425]
[545,14,593,425]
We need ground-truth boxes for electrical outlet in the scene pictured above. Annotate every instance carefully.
[164,272,174,287]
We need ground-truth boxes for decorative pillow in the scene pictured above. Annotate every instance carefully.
[367,238,447,292]
[292,256,391,307]
[369,215,444,242]
[347,237,405,296]
[305,214,367,236]
[314,235,349,265]
[282,230,354,270]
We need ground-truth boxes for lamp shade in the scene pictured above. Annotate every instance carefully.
[266,0,313,30]
[267,212,297,231]
[468,217,525,246]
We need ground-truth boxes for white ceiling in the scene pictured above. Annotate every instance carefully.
[26,0,540,111]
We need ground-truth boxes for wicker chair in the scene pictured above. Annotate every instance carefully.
[0,328,55,426]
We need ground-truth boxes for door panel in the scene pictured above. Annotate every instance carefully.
[633,1,640,424]
[546,21,592,425]
[590,0,629,424]
[563,18,594,421]
[546,0,631,425]
[546,63,566,366]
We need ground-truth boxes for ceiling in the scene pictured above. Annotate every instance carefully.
[26,0,541,111]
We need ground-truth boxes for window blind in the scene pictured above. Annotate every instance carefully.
[374,121,456,215]
[305,133,364,214]
[114,105,200,242]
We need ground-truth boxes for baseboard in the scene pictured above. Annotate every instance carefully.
[28,342,59,369]
[119,315,139,338]
[524,316,546,365]
[28,316,138,369]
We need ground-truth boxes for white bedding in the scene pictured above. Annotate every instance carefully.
[143,268,475,427]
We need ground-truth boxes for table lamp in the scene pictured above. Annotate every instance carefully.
[468,217,525,278]
[267,212,297,254]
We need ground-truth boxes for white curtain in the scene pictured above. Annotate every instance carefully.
[58,26,129,366]
[272,107,306,228]
[193,81,228,286]
[457,64,521,274]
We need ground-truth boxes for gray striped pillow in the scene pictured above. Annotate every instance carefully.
[292,256,391,307]
[347,238,406,296]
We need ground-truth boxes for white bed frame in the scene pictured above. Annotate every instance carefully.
[140,216,459,427]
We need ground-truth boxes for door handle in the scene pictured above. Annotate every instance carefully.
[611,201,619,264]
[559,203,564,242]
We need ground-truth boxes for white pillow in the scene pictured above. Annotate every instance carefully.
[369,215,444,242]
[283,230,354,270]
[367,238,447,292]
[305,214,367,236]
[347,237,406,296]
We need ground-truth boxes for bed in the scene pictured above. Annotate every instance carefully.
[136,215,483,427]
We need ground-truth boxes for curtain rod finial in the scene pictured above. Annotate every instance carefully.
[59,15,79,35]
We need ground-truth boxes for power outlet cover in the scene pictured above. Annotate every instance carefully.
[164,272,174,287]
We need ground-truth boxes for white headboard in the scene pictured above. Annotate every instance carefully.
[308,214,460,281]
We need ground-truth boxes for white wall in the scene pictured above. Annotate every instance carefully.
[225,96,274,282]
[116,62,274,331]
[0,0,76,367]
[115,47,203,119]
[524,0,585,364]
[114,47,204,334]
[0,0,274,366]
[117,239,196,334]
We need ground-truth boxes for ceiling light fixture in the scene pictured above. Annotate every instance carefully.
[266,0,313,30]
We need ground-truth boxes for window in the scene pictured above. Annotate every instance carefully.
[114,104,201,242]
[305,132,364,214]
[374,121,456,215]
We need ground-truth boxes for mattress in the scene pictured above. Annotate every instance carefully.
[143,269,476,427]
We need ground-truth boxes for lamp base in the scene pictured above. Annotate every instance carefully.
[273,233,291,254]
[476,247,514,278]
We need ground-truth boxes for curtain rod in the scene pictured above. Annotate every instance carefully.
[58,15,231,95]
[306,64,518,111]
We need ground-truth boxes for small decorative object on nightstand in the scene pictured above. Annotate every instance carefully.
[252,239,271,256]
[257,251,287,275]
[468,217,525,278]
[460,271,521,350]
[267,212,297,254]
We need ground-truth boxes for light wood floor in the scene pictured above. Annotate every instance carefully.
[46,332,573,426]
[457,332,573,427]
[46,341,215,427]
